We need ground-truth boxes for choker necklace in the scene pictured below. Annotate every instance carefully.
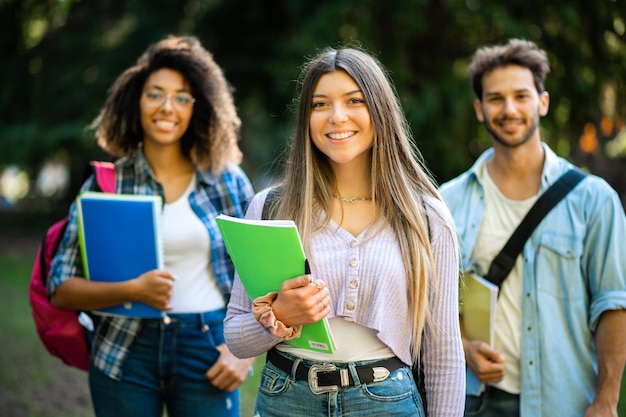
[334,195,373,204]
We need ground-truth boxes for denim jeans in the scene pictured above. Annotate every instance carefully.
[464,386,520,417]
[254,349,425,417]
[89,309,239,417]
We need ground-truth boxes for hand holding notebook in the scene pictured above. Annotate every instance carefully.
[76,191,166,318]
[216,214,336,353]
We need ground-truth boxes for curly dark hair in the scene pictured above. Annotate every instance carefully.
[468,38,551,100]
[89,35,242,173]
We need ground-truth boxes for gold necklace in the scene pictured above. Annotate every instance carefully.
[334,195,373,204]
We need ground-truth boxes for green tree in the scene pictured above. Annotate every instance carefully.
[2,0,624,209]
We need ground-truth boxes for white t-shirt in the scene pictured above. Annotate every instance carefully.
[162,173,225,313]
[471,164,537,394]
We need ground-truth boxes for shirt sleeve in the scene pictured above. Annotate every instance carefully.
[224,188,288,358]
[232,165,255,212]
[422,197,467,416]
[584,178,626,329]
[47,176,96,296]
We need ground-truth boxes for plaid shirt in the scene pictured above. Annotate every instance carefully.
[48,150,254,380]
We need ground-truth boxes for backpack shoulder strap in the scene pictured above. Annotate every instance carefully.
[261,186,283,220]
[92,161,116,193]
[485,168,587,287]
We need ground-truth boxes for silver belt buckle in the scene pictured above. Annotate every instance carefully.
[308,363,339,394]
[371,366,391,382]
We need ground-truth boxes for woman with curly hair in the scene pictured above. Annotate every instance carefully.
[49,35,255,417]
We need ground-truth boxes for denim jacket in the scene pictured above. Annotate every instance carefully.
[439,144,626,416]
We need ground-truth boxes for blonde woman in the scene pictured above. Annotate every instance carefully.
[225,46,465,416]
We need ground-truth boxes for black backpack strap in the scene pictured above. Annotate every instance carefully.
[261,186,283,220]
[485,168,587,287]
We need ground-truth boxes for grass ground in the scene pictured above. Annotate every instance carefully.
[1,238,624,416]
[0,240,262,417]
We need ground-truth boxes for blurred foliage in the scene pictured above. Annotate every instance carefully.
[1,0,625,210]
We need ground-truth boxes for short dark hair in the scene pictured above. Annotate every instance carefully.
[90,35,242,173]
[468,38,551,100]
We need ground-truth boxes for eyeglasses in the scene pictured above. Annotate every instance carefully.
[143,90,196,109]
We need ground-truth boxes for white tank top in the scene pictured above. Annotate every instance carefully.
[162,173,225,312]
[278,317,395,362]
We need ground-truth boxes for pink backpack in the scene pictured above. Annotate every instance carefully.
[29,161,116,371]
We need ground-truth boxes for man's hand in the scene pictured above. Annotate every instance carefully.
[583,401,618,417]
[582,309,626,417]
[205,344,256,392]
[464,339,506,383]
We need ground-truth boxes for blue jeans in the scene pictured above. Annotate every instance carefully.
[464,386,519,417]
[255,349,425,417]
[89,309,239,417]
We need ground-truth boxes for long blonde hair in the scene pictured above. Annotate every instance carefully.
[269,46,441,362]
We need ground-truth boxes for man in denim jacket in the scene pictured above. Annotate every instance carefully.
[439,38,626,417]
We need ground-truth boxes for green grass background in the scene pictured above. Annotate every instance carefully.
[0,249,262,417]
[0,249,624,416]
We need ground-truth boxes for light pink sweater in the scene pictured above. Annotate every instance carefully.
[224,190,466,416]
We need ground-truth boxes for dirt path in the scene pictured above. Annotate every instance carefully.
[0,363,93,417]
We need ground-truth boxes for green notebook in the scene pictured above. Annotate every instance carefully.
[216,214,335,353]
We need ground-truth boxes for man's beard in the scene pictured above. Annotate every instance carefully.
[483,111,540,148]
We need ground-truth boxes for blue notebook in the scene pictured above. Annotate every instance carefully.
[76,191,164,318]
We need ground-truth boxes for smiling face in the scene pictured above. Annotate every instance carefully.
[474,64,549,148]
[308,70,374,170]
[140,68,194,151]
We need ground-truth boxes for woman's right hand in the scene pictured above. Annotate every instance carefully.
[271,275,330,327]
[132,269,177,311]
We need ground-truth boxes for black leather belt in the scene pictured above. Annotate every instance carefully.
[266,348,405,394]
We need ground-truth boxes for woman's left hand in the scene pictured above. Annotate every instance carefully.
[205,344,256,392]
